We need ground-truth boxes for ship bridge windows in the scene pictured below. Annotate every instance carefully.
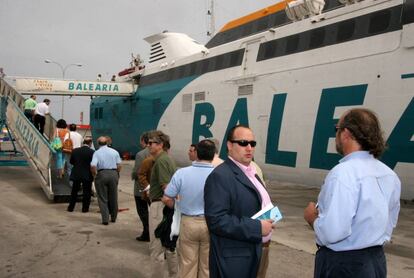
[368,10,391,34]
[285,35,300,54]
[336,20,355,42]
[140,49,245,87]
[309,28,325,49]
[256,5,402,62]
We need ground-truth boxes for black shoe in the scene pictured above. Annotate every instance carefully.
[111,219,116,223]
[102,222,108,225]
[82,208,89,213]
[136,234,150,242]
[67,207,74,212]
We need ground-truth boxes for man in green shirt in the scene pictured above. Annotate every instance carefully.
[23,95,37,123]
[147,130,177,278]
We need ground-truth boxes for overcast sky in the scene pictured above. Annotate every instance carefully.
[1,0,277,123]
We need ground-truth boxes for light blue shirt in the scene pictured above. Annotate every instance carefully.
[91,145,121,170]
[164,161,214,216]
[314,151,401,251]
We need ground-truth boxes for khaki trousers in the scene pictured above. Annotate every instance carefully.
[149,201,178,278]
[257,245,270,278]
[178,215,210,278]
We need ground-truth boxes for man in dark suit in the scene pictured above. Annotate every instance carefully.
[67,137,95,213]
[204,125,274,278]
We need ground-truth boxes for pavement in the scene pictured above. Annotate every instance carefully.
[0,160,413,277]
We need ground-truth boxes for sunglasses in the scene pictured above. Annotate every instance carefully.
[230,140,257,147]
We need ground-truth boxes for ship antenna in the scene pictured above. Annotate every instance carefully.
[207,0,215,38]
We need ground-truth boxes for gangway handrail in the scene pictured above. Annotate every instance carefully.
[0,77,60,200]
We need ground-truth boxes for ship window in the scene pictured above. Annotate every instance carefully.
[238,85,253,96]
[337,20,355,42]
[369,10,391,34]
[153,98,161,115]
[194,91,205,101]
[94,108,99,119]
[215,55,224,70]
[309,28,325,49]
[99,108,103,119]
[202,59,210,73]
[182,94,192,112]
[229,51,240,67]
[285,35,299,54]
[264,41,277,59]
[189,62,197,76]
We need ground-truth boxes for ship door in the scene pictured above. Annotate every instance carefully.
[242,39,261,76]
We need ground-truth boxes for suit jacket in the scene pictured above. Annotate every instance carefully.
[204,158,263,278]
[70,145,95,182]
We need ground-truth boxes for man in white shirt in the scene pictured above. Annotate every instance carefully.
[34,99,50,135]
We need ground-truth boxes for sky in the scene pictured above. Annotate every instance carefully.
[1,0,277,124]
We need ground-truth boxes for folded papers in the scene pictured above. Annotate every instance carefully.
[251,203,283,222]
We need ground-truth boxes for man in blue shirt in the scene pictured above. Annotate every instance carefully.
[162,139,215,278]
[91,136,122,225]
[304,108,401,278]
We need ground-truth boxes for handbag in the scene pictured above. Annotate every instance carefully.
[50,130,62,151]
[62,132,73,154]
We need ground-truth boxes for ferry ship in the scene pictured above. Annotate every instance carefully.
[90,0,414,199]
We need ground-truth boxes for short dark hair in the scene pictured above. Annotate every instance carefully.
[44,99,50,103]
[226,125,250,141]
[56,119,67,128]
[69,124,77,131]
[339,108,386,158]
[196,139,215,161]
[83,137,92,145]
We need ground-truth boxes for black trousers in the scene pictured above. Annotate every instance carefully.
[68,180,92,212]
[134,195,149,235]
[34,114,46,135]
[315,246,386,278]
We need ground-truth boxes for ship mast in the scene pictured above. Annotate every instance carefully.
[207,0,215,38]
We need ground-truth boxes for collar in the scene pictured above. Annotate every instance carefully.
[228,156,256,176]
[192,161,214,168]
[339,151,372,163]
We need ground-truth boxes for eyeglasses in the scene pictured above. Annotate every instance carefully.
[148,141,160,146]
[230,140,257,147]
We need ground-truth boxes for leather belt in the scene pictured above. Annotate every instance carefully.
[263,241,270,247]
[151,199,162,203]
[98,169,117,172]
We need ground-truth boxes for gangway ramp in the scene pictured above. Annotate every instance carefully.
[0,78,72,201]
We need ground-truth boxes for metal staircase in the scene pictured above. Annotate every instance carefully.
[0,77,72,201]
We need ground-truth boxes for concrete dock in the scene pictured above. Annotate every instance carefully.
[0,161,413,277]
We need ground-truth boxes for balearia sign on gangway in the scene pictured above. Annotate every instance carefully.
[15,78,135,96]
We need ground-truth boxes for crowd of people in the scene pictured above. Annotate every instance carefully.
[23,99,401,278]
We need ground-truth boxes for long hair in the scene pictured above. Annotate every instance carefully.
[340,108,386,158]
